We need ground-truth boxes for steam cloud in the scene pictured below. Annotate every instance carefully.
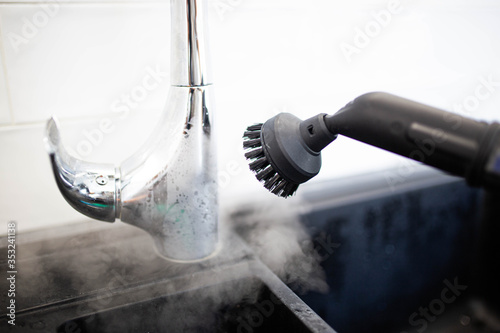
[224,195,330,295]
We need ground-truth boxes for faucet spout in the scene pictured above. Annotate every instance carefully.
[44,0,218,261]
[45,117,120,222]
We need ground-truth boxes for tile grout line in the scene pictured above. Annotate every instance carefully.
[0,120,45,131]
[0,1,167,5]
[0,106,161,131]
[0,11,15,125]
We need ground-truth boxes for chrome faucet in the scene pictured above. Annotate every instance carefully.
[44,0,218,261]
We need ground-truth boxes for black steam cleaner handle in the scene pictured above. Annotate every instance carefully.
[323,92,500,189]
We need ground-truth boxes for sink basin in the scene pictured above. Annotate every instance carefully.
[233,168,500,332]
[298,170,481,332]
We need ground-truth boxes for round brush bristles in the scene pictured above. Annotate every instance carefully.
[242,123,299,197]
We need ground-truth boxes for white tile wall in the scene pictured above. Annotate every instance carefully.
[0,2,170,124]
[1,0,500,235]
[0,124,89,233]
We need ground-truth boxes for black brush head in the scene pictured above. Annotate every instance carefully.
[243,122,299,197]
[243,113,337,198]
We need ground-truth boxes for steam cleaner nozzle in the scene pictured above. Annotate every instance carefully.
[243,92,500,198]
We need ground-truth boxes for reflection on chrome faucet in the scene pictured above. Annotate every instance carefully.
[44,0,218,261]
